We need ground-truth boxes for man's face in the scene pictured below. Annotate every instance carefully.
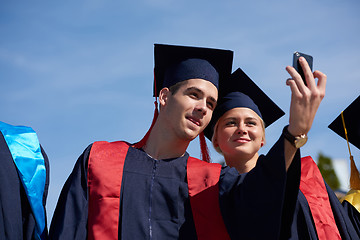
[160,78,218,141]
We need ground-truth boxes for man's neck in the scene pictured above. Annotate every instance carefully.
[142,121,190,160]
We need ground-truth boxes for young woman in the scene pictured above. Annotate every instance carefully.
[211,91,266,174]
[207,67,358,239]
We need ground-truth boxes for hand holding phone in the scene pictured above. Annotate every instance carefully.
[293,51,313,86]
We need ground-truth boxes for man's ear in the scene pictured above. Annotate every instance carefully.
[158,88,170,107]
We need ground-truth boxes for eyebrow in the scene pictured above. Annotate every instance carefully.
[184,87,217,104]
[224,116,259,122]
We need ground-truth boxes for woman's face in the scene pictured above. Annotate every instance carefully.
[214,107,265,160]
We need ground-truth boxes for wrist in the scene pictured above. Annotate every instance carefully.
[283,125,308,148]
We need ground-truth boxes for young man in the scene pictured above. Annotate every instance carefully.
[49,44,234,239]
[0,121,49,240]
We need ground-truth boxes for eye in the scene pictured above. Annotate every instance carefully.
[246,120,257,126]
[225,120,237,126]
[189,92,199,99]
[207,101,215,110]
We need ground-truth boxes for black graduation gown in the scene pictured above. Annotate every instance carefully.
[0,132,50,240]
[50,136,296,240]
[342,200,360,236]
[280,156,359,240]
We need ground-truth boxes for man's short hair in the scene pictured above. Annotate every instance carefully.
[168,80,188,95]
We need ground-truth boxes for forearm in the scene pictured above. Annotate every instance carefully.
[284,138,297,171]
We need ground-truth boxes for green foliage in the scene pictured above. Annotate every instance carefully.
[317,153,341,190]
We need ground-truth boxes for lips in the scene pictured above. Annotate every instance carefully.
[233,137,251,143]
[186,116,201,127]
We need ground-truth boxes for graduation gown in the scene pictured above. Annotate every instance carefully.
[50,135,296,240]
[280,156,358,240]
[342,195,360,235]
[0,131,49,240]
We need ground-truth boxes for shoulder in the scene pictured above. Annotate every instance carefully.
[90,141,130,154]
[187,156,223,170]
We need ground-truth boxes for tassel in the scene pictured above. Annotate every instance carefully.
[134,70,159,149]
[350,155,360,190]
[199,132,210,163]
[340,111,360,190]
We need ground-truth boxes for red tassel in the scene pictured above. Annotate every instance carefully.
[199,132,210,163]
[134,70,159,149]
[133,100,158,149]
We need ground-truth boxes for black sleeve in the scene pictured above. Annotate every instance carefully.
[279,149,301,239]
[49,144,92,240]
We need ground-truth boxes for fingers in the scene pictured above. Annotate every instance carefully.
[286,67,327,136]
[286,57,325,95]
[299,57,316,89]
[286,78,301,97]
[285,65,308,94]
[313,70,327,96]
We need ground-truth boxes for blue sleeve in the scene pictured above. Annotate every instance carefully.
[49,145,92,240]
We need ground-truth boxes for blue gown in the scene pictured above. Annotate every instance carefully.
[342,200,360,236]
[50,136,297,240]
[0,131,49,240]
[280,156,358,239]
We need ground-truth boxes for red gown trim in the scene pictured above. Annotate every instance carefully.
[187,157,230,240]
[87,141,129,240]
[300,156,341,240]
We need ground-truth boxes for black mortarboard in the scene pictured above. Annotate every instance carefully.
[328,95,360,150]
[154,44,233,97]
[204,67,285,139]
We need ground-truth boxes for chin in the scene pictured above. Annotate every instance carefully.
[182,130,200,141]
[232,147,256,157]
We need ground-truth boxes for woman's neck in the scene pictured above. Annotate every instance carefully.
[224,152,259,174]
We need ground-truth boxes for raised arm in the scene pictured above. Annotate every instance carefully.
[284,56,327,170]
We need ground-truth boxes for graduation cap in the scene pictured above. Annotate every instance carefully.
[154,44,234,97]
[329,95,360,150]
[134,44,233,157]
[204,67,285,140]
[329,95,360,192]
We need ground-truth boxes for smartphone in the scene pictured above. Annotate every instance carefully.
[293,51,313,85]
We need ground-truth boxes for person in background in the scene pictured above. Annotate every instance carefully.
[0,121,49,240]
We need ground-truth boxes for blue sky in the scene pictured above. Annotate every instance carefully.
[1,0,360,222]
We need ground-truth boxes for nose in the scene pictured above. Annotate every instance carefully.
[236,123,247,135]
[195,101,207,116]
